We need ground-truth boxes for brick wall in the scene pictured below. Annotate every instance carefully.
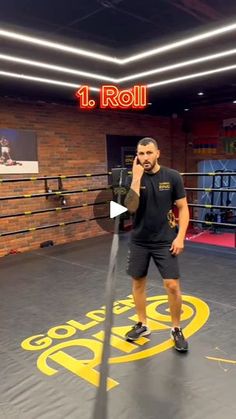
[0,98,176,256]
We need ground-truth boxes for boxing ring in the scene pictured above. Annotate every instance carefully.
[0,171,236,419]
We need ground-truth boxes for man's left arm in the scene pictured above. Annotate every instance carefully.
[170,197,189,255]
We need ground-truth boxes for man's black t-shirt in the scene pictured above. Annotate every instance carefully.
[131,166,186,245]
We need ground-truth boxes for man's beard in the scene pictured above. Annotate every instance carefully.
[143,160,156,172]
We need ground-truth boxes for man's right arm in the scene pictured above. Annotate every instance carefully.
[124,156,144,213]
[124,178,141,213]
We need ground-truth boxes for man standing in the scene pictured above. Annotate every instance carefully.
[124,137,189,351]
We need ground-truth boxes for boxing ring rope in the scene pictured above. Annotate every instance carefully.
[4,185,235,200]
[0,186,111,200]
[1,215,235,238]
[2,170,234,184]
[0,172,110,183]
[188,204,236,210]
[180,172,236,176]
[4,201,235,220]
[185,187,236,192]
[0,215,109,237]
[0,201,109,219]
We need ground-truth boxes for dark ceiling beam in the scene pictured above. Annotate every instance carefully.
[49,0,126,38]
[166,0,207,22]
[166,0,222,22]
[111,6,159,25]
[49,7,104,34]
[110,2,174,31]
[181,0,223,20]
[97,0,125,7]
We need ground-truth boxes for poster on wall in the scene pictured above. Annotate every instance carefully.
[121,146,136,170]
[0,128,38,174]
[221,118,236,154]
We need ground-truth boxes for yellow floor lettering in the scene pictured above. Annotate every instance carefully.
[49,351,119,390]
[93,331,138,353]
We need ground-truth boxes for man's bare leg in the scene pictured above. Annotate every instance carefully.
[132,277,147,324]
[163,279,182,327]
[164,279,188,351]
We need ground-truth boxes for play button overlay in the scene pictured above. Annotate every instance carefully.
[93,186,132,233]
[110,201,127,218]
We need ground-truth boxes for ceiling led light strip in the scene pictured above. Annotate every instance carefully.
[0,71,100,91]
[147,64,236,88]
[0,54,116,82]
[119,48,236,82]
[1,22,236,64]
[122,23,236,64]
[0,29,119,64]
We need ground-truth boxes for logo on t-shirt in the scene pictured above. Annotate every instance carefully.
[159,182,171,191]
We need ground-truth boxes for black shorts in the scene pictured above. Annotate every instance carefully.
[126,242,180,279]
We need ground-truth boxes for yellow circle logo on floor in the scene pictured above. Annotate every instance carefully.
[21,294,210,390]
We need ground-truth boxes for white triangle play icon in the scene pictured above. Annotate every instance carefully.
[110,201,128,219]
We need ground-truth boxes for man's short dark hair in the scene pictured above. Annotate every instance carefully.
[137,137,158,149]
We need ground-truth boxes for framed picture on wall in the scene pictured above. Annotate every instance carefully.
[0,128,38,174]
